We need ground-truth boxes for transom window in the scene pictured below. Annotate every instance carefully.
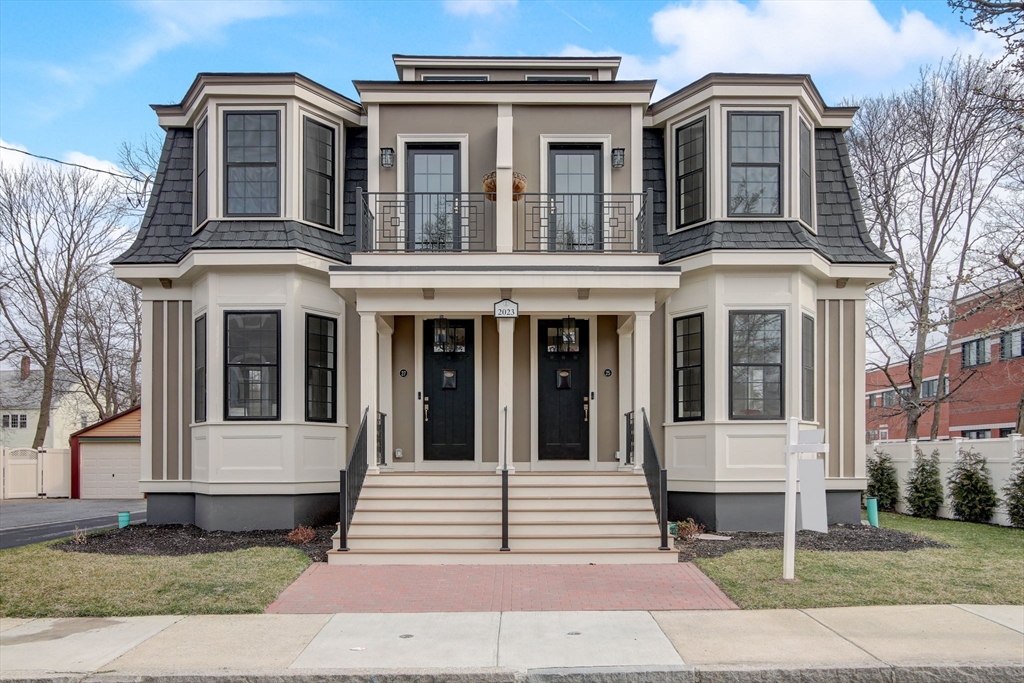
[225,312,280,420]
[224,112,279,216]
[303,118,335,228]
[306,314,337,422]
[675,118,706,229]
[673,314,704,421]
[729,311,784,419]
[728,112,782,216]
[961,338,989,368]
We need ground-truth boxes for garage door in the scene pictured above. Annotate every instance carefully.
[80,441,142,499]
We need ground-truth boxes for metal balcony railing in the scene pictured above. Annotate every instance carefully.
[356,188,495,253]
[514,188,654,253]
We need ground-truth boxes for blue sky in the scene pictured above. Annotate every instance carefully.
[0,0,999,171]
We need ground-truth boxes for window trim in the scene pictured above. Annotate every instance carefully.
[223,110,282,218]
[673,312,705,422]
[195,117,208,229]
[675,117,707,230]
[728,309,786,421]
[194,314,207,423]
[223,310,282,422]
[798,119,814,228]
[801,313,814,422]
[304,313,339,424]
[302,115,337,229]
[726,111,784,218]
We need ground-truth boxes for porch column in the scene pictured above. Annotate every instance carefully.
[377,316,394,469]
[633,311,651,473]
[360,311,379,475]
[617,316,634,470]
[497,316,516,473]
[495,104,514,253]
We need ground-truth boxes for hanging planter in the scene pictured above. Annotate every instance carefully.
[482,171,527,201]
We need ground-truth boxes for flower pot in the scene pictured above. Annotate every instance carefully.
[482,171,527,201]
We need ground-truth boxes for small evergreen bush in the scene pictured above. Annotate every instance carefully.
[947,447,998,524]
[866,450,900,511]
[1001,449,1024,529]
[905,447,944,518]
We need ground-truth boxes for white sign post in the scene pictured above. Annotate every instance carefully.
[782,417,829,581]
[494,299,518,319]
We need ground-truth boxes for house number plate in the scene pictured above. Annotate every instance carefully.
[494,299,519,319]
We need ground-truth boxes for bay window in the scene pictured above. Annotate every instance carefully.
[728,112,782,216]
[730,311,784,419]
[305,314,337,422]
[303,118,335,228]
[225,311,280,420]
[224,112,279,216]
[673,313,704,421]
[675,118,706,228]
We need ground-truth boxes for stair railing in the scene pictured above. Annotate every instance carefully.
[500,405,510,552]
[337,407,369,552]
[641,407,670,550]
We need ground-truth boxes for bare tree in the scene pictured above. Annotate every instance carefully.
[0,163,132,447]
[117,131,164,213]
[949,1,1023,73]
[848,56,1024,439]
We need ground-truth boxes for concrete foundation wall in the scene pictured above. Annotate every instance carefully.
[668,490,861,532]
[147,492,338,531]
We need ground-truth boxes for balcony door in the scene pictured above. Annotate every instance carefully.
[407,145,460,251]
[548,145,602,251]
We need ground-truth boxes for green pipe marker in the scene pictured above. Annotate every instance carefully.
[866,497,879,528]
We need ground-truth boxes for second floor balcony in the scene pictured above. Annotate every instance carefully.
[355,188,654,255]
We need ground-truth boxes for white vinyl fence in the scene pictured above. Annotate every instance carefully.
[0,447,71,499]
[872,435,1022,526]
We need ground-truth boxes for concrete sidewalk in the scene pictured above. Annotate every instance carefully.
[1,604,1021,681]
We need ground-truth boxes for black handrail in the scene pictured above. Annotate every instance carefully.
[624,411,635,466]
[337,407,369,552]
[500,405,510,552]
[641,407,669,550]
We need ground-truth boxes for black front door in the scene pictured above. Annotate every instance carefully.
[538,319,590,460]
[423,319,474,460]
[549,145,602,251]
[407,145,460,251]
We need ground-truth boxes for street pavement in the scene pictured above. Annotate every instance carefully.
[0,499,147,549]
[1,604,1021,681]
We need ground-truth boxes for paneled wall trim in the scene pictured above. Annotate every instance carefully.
[150,299,194,482]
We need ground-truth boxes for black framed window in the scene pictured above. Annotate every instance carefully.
[194,315,207,423]
[195,119,208,226]
[224,311,280,420]
[224,112,279,216]
[799,121,813,225]
[675,118,705,228]
[961,338,988,368]
[305,314,337,422]
[303,118,335,228]
[801,314,814,421]
[729,311,784,419]
[673,313,704,421]
[728,112,782,216]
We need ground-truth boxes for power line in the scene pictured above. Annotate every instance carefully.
[0,144,140,181]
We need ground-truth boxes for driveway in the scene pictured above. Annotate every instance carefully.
[0,499,147,550]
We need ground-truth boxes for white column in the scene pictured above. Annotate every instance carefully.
[617,316,634,470]
[497,316,516,473]
[496,104,514,253]
[632,311,651,473]
[360,312,379,475]
[377,316,394,470]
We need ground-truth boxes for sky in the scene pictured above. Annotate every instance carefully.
[0,0,1002,173]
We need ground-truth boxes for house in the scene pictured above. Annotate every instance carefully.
[866,283,1024,442]
[0,357,97,451]
[70,406,143,499]
[112,55,892,560]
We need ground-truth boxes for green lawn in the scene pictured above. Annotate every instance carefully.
[0,541,310,618]
[694,512,1024,609]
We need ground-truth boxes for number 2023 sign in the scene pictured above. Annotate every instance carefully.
[494,299,519,319]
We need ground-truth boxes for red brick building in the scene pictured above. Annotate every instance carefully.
[866,285,1024,441]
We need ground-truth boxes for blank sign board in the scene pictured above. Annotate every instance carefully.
[798,458,828,533]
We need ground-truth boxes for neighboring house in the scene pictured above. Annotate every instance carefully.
[0,357,97,451]
[866,283,1024,442]
[112,55,891,557]
[70,406,143,499]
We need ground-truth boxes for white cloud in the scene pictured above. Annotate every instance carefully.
[0,139,124,177]
[564,0,1001,101]
[0,140,31,170]
[63,151,125,176]
[443,0,517,17]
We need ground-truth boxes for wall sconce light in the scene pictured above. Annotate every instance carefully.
[611,148,625,168]
[380,147,395,169]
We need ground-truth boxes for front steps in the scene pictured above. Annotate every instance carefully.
[328,471,677,565]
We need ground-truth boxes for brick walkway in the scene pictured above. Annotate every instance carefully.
[266,562,737,613]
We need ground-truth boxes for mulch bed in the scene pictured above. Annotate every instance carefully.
[676,523,949,562]
[56,524,336,563]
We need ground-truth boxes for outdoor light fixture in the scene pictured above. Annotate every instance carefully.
[611,148,625,168]
[380,147,395,168]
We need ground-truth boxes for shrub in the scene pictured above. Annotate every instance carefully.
[866,450,900,511]
[285,525,316,544]
[905,447,944,519]
[1003,449,1024,529]
[947,448,999,524]
[674,518,705,541]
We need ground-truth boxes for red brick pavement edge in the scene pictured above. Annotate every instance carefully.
[266,562,738,613]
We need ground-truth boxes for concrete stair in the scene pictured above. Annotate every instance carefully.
[328,471,677,565]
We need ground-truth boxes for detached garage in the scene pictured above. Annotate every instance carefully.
[71,406,142,499]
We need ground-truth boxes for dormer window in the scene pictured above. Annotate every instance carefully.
[675,117,706,228]
[728,112,782,216]
[303,118,335,229]
[195,119,208,226]
[799,121,814,226]
[225,112,280,216]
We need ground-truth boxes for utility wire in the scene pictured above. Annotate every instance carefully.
[0,144,140,181]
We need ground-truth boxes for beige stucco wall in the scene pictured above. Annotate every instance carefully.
[391,315,416,462]
[596,315,619,461]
